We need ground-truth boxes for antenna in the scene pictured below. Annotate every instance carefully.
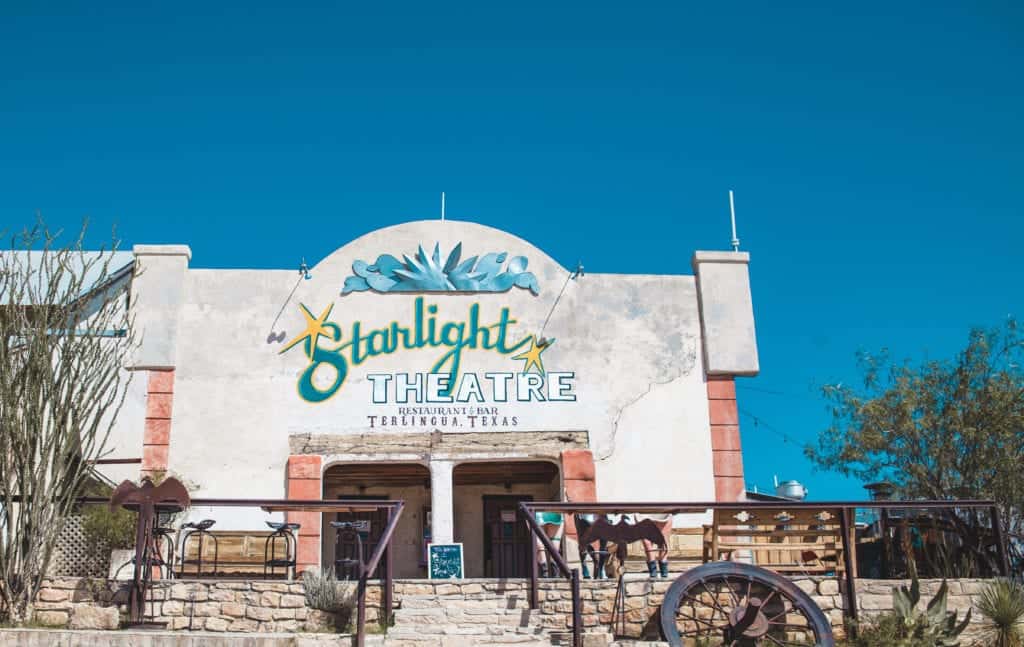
[729,190,740,251]
[441,192,446,221]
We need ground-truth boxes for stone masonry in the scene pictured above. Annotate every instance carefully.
[33,578,352,633]
[33,576,996,642]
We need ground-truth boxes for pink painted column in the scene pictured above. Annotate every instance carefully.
[286,455,323,574]
[707,376,745,501]
[141,369,175,477]
[561,449,596,539]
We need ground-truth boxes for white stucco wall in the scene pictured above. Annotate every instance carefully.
[109,220,757,534]
[94,367,149,486]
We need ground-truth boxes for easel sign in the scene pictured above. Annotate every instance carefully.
[427,542,464,579]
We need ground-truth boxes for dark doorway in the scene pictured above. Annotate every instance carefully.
[334,495,388,580]
[482,495,533,578]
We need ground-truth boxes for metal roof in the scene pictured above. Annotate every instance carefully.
[0,250,135,305]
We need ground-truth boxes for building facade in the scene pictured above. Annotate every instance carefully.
[98,219,759,578]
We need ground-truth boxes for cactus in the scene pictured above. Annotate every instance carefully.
[889,578,972,646]
[846,577,973,646]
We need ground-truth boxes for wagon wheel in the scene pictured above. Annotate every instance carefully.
[660,562,833,646]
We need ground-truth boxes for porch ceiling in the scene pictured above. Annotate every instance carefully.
[322,460,560,489]
[324,463,430,489]
[453,461,559,486]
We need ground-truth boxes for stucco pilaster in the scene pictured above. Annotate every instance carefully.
[286,455,323,573]
[692,251,759,376]
[141,369,174,477]
[429,460,455,544]
[707,376,745,501]
[128,244,191,370]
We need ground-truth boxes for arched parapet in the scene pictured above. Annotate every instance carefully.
[312,219,569,298]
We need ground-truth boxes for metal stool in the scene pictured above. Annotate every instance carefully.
[152,525,177,579]
[264,521,301,579]
[179,519,218,576]
[114,524,177,581]
[331,521,365,581]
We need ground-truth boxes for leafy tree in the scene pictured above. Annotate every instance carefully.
[0,220,135,623]
[807,320,1024,571]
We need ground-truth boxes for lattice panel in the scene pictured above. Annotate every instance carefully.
[50,514,111,577]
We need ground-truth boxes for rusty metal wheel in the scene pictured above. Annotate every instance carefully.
[660,562,834,646]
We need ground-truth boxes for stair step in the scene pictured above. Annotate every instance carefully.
[386,584,563,647]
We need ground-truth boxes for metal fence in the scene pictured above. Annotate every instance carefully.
[519,499,1008,647]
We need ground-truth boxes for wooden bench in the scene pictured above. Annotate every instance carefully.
[177,530,286,578]
[703,507,852,576]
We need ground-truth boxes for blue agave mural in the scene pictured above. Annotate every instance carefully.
[341,242,540,295]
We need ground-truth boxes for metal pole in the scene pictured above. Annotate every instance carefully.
[879,508,891,578]
[991,505,1011,577]
[529,531,540,609]
[839,507,859,628]
[383,507,394,627]
[356,570,367,647]
[519,503,572,577]
[571,568,582,647]
[129,503,152,624]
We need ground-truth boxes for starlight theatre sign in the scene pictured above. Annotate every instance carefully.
[280,243,576,430]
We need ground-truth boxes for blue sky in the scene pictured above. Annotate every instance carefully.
[2,1,1021,500]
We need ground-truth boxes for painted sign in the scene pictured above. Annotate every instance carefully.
[280,245,577,429]
[341,242,539,295]
[279,297,570,402]
[428,542,464,579]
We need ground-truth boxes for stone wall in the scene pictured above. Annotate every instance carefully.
[33,576,995,640]
[540,577,991,640]
[33,577,356,633]
[387,577,994,641]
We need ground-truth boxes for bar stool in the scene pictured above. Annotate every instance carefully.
[264,521,301,579]
[331,521,365,581]
[179,519,218,576]
[152,525,177,579]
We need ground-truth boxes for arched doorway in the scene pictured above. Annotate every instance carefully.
[452,461,560,578]
[321,462,430,579]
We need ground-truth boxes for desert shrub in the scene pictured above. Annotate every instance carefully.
[977,579,1024,647]
[80,483,135,550]
[302,568,345,612]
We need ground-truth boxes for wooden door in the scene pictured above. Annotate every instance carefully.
[334,496,388,580]
[483,495,533,578]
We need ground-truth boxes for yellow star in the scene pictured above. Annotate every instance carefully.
[512,336,553,374]
[279,303,336,359]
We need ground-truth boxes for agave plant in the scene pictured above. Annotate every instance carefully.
[341,242,540,295]
[977,579,1024,647]
[889,578,972,646]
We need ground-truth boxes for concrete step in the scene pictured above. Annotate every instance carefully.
[0,628,356,646]
[383,638,552,647]
[398,596,533,609]
[387,587,558,647]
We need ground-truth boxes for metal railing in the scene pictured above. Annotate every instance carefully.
[70,495,405,647]
[520,499,1008,646]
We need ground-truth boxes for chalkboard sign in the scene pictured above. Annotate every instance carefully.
[428,543,464,579]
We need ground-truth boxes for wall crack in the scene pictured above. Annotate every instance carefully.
[595,372,684,462]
